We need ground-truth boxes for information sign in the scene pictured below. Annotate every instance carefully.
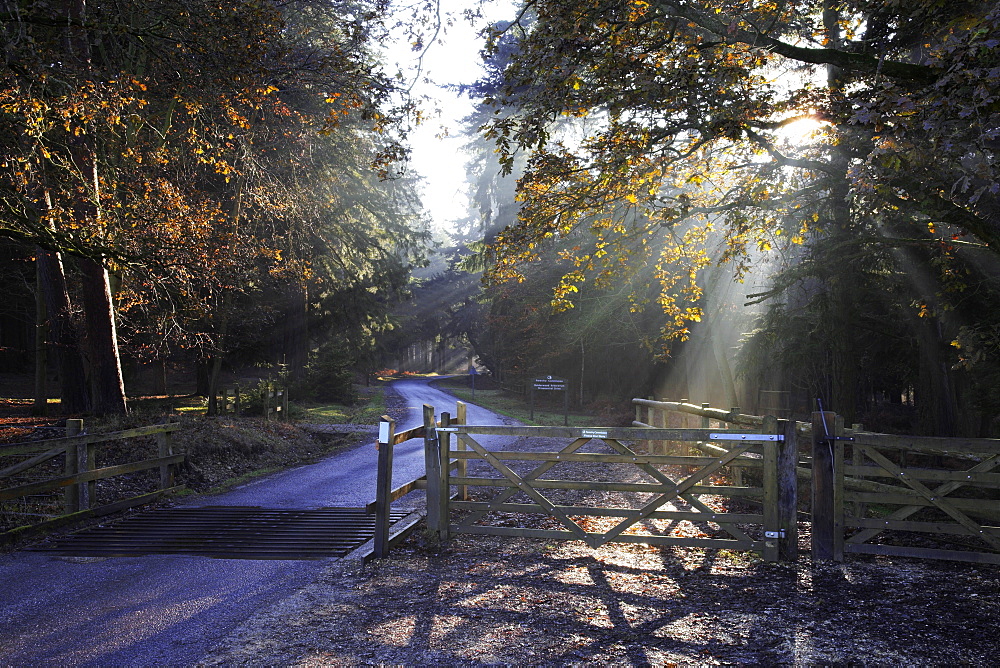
[533,375,567,391]
[529,375,570,425]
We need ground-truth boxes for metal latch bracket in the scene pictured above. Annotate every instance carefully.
[709,433,784,441]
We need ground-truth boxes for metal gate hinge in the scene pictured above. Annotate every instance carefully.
[764,530,786,539]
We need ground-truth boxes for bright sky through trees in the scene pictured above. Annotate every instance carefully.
[384,0,514,232]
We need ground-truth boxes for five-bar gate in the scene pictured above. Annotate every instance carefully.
[428,419,799,562]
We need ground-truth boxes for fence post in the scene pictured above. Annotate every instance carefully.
[85,437,96,510]
[653,399,665,455]
[699,402,711,457]
[811,411,843,561]
[64,419,83,514]
[456,401,468,501]
[234,382,241,417]
[730,406,744,486]
[439,411,451,541]
[157,420,175,490]
[851,423,865,519]
[374,415,395,558]
[777,418,799,562]
[282,386,289,420]
[423,404,441,540]
[833,414,845,561]
[762,415,779,562]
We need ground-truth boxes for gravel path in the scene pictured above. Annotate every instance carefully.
[204,530,1000,665]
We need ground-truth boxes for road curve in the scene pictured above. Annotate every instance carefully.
[0,378,513,666]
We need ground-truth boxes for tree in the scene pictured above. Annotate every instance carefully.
[474,1,1000,427]
[0,0,425,412]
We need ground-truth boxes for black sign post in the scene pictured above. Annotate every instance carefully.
[468,365,478,400]
[530,375,569,426]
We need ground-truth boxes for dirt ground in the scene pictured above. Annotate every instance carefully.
[201,523,999,665]
[202,395,1000,666]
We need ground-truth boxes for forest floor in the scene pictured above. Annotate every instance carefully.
[202,482,1000,664]
[200,388,1000,666]
[202,528,1000,665]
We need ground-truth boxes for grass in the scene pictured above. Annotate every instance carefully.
[432,379,599,427]
[297,386,386,424]
[204,466,284,495]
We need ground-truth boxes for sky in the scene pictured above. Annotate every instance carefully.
[383,0,515,234]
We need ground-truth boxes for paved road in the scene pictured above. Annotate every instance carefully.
[0,378,514,666]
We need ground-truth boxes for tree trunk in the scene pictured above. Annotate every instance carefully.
[35,248,89,413]
[710,329,739,409]
[78,257,127,415]
[152,359,167,395]
[282,283,309,381]
[824,0,858,425]
[207,354,223,416]
[33,260,48,416]
[196,359,211,396]
[915,317,958,436]
[206,293,232,416]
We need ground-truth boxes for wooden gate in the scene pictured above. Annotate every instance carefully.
[428,421,799,562]
[631,399,1000,565]
[813,422,1000,565]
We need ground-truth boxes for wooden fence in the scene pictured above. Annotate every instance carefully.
[634,399,1000,565]
[0,420,184,542]
[265,386,288,421]
[218,384,242,416]
[829,421,1000,565]
[216,383,288,420]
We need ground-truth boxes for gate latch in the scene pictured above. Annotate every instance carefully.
[764,530,786,539]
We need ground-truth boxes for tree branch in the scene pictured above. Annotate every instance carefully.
[647,0,938,84]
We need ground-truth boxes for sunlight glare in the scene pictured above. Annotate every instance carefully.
[775,117,829,148]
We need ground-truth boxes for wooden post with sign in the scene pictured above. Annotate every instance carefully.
[374,415,395,558]
[530,375,569,426]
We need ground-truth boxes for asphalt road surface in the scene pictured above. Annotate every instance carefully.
[0,378,515,666]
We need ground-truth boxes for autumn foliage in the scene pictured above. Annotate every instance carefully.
[0,0,425,413]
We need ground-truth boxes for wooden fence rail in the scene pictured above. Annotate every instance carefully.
[1,420,184,542]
